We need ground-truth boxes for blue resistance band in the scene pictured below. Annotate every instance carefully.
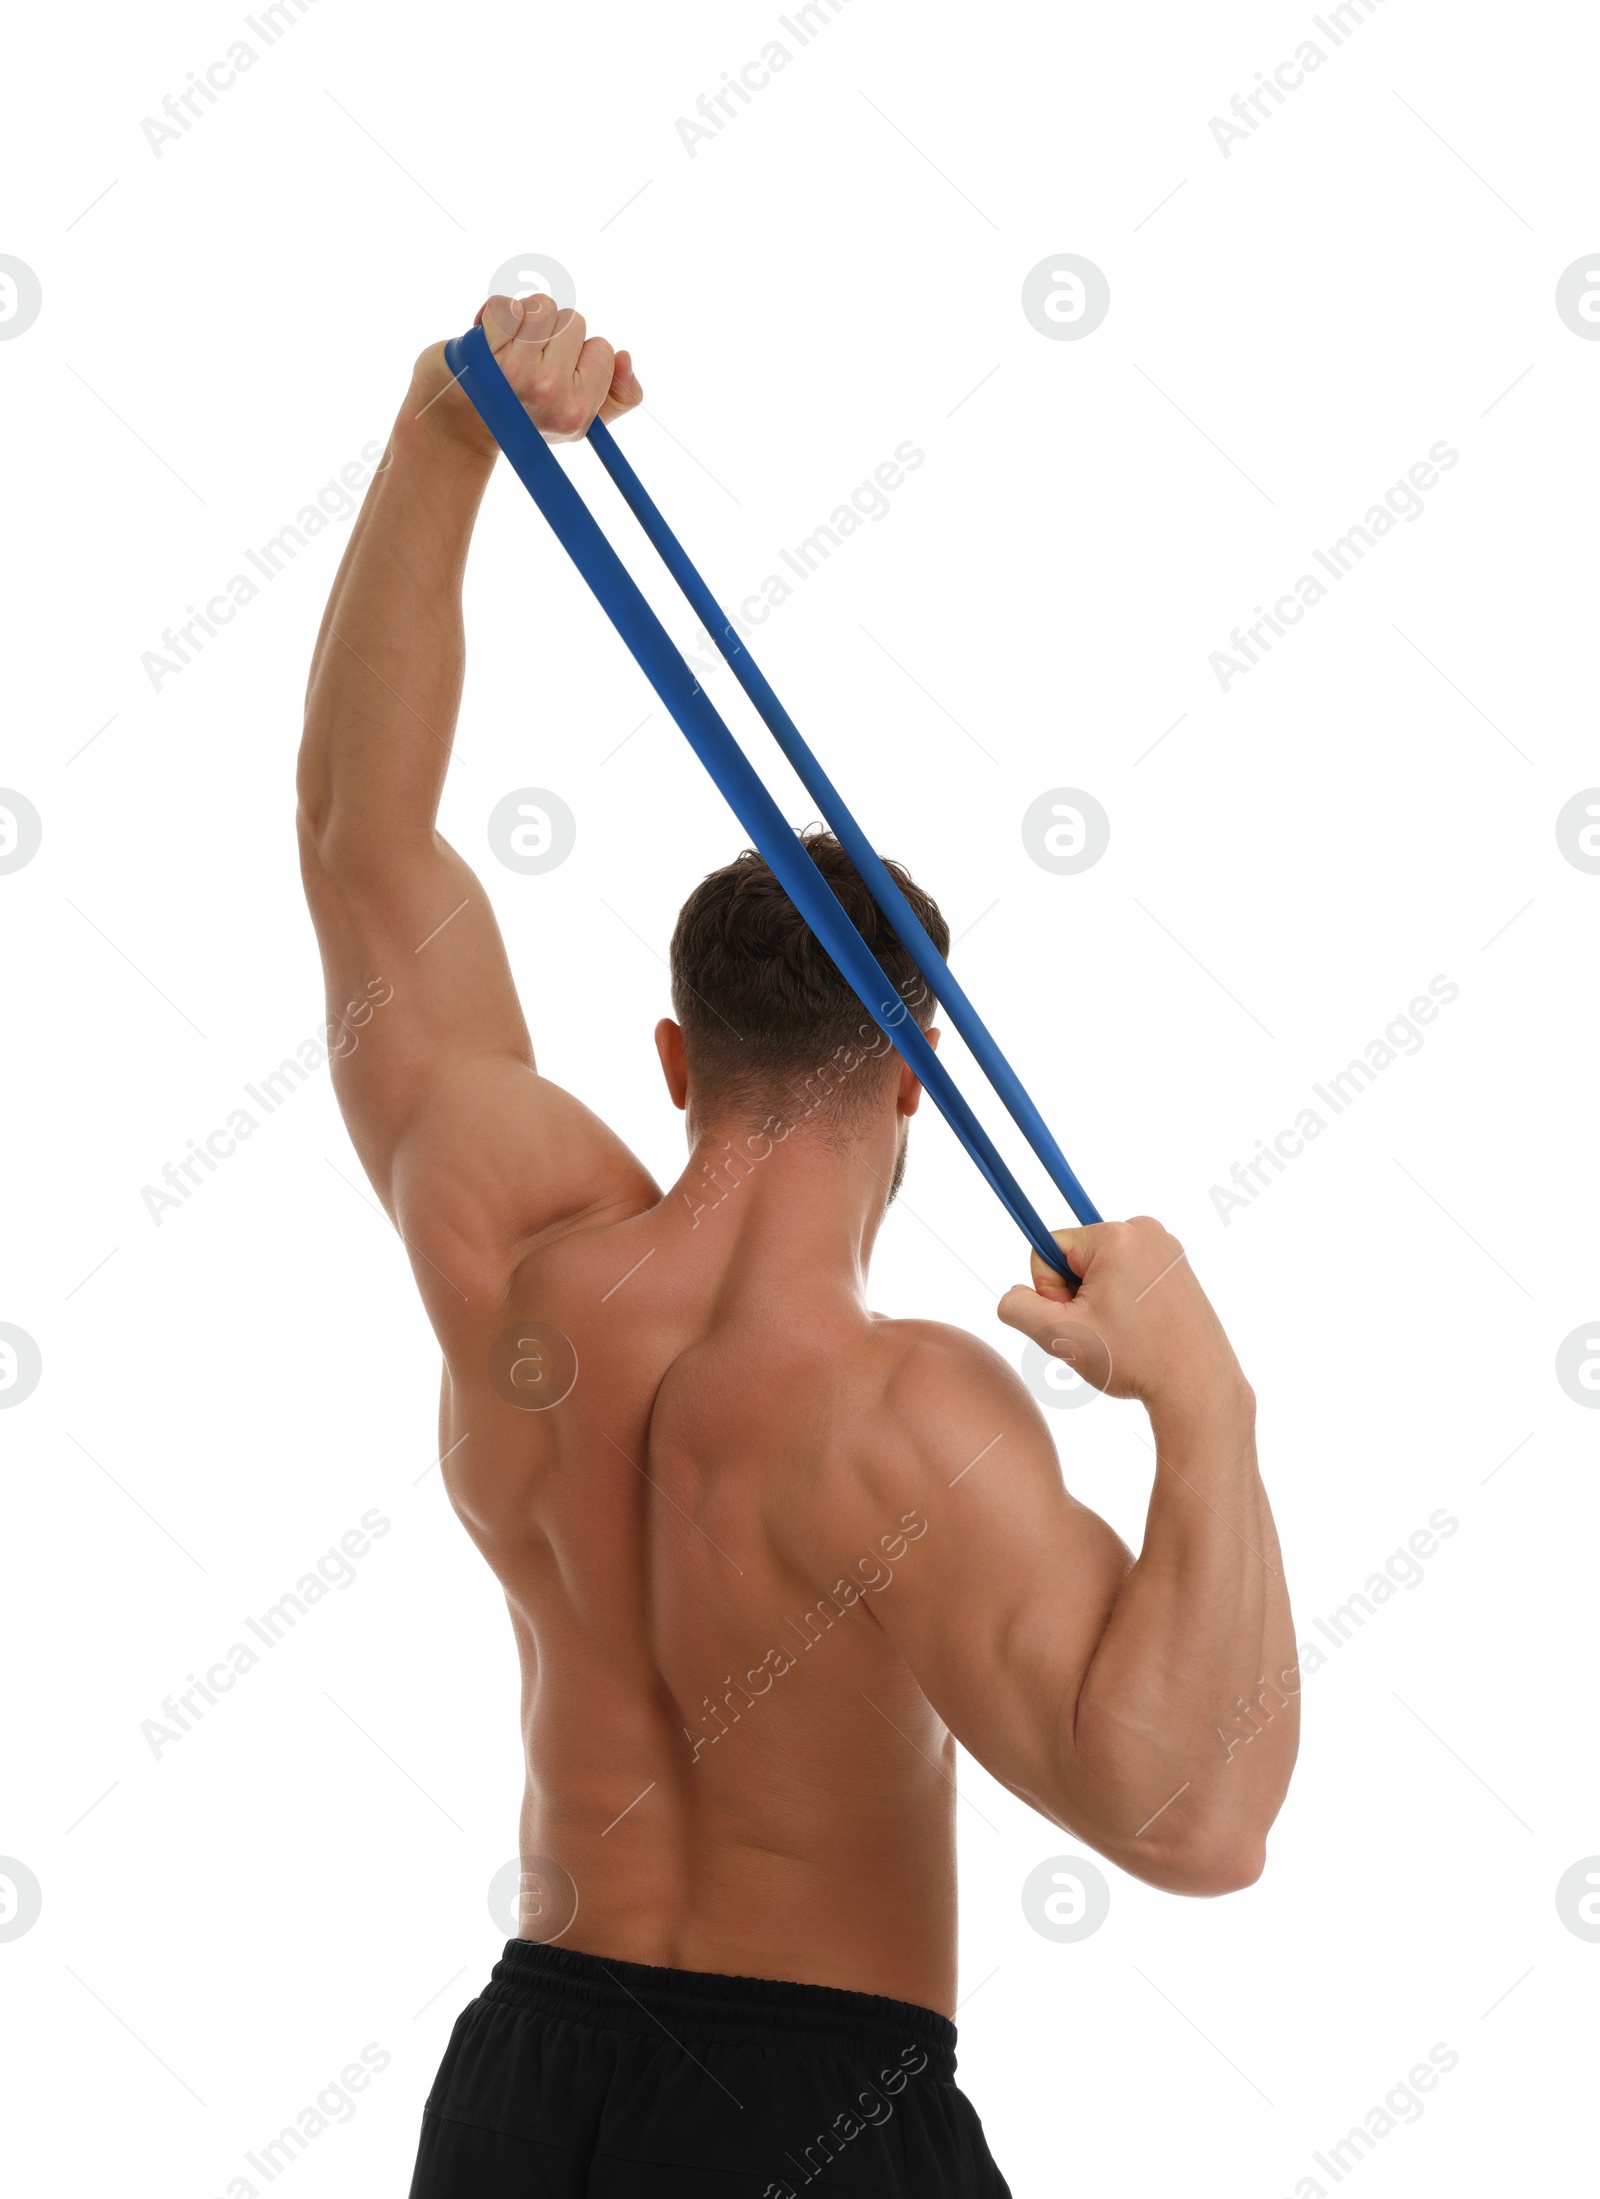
[443,320,1100,1277]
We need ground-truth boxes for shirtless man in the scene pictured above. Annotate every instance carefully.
[297,292,1298,2198]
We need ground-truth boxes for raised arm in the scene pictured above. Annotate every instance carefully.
[821,1219,1296,1894]
[296,295,656,1327]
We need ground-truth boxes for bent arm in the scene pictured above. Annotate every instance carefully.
[822,1225,1297,1895]
[296,310,654,1323]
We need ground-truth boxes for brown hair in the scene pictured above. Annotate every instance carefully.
[668,829,949,1120]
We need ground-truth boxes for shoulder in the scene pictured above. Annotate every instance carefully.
[837,1315,1063,1524]
[866,1315,1043,1433]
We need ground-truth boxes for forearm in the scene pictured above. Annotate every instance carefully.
[297,370,496,858]
[1067,1388,1298,1889]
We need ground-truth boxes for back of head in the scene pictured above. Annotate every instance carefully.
[669,830,948,1132]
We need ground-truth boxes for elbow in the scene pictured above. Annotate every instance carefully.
[1186,1843,1266,1897]
[1148,1838,1266,1898]
[1103,1799,1268,1895]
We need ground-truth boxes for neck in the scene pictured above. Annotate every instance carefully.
[667,1112,902,1291]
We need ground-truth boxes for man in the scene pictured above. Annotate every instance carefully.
[297,291,1298,2197]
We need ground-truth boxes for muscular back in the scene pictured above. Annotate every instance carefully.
[298,310,1294,2020]
[439,1192,968,2015]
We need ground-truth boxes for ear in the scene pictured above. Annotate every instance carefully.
[896,1025,939,1118]
[655,1018,689,1110]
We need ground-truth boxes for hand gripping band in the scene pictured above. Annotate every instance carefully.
[443,321,1101,1277]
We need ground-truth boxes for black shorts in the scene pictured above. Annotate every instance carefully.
[407,1939,1013,2196]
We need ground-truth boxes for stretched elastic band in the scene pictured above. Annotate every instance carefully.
[587,414,1100,1231]
[442,322,1093,1276]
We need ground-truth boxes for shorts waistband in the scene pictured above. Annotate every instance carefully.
[482,1939,958,2077]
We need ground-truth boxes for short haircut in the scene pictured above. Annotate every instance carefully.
[668,829,949,1121]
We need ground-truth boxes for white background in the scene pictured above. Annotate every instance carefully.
[2,0,1596,2192]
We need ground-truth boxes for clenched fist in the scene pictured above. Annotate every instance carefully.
[408,292,643,462]
[998,1216,1253,1427]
